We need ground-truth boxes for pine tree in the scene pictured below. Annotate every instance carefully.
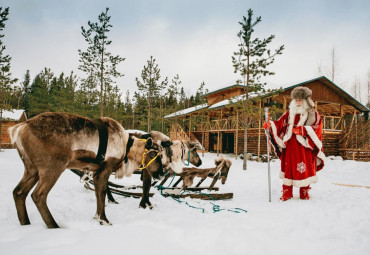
[232,9,284,170]
[78,7,125,117]
[0,7,18,150]
[194,81,208,105]
[20,70,31,114]
[28,68,53,117]
[136,56,167,132]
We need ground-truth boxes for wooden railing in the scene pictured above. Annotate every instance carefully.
[339,119,370,161]
[169,123,204,150]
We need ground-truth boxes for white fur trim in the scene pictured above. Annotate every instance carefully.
[280,171,318,187]
[305,126,322,150]
[296,135,313,150]
[270,122,285,149]
[316,150,326,165]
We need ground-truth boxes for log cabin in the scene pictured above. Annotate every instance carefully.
[0,109,27,149]
[165,76,370,161]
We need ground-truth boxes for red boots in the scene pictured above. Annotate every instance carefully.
[300,186,311,200]
[280,185,311,201]
[280,185,293,201]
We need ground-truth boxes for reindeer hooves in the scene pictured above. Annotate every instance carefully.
[94,214,112,226]
[108,200,119,204]
[139,202,154,209]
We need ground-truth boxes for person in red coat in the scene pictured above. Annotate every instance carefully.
[265,86,325,201]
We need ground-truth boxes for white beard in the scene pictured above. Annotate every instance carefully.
[289,99,309,115]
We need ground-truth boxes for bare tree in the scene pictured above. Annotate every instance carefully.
[352,77,361,102]
[329,47,341,82]
[316,47,342,84]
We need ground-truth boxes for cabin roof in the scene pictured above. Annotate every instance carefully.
[203,84,246,98]
[165,76,369,119]
[164,103,208,119]
[1,109,27,121]
[280,76,369,112]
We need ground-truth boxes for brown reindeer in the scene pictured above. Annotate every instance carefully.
[181,157,232,190]
[9,112,164,228]
[127,131,202,208]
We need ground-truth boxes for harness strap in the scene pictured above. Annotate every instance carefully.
[91,118,108,164]
[124,136,134,163]
[138,149,160,170]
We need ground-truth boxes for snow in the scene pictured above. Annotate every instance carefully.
[1,149,370,255]
[1,109,25,121]
[164,103,208,119]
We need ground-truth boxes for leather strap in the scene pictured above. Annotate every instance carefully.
[91,118,108,164]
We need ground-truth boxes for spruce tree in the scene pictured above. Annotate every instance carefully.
[194,81,208,105]
[232,9,284,170]
[78,7,125,117]
[20,70,31,114]
[28,68,53,117]
[136,56,167,132]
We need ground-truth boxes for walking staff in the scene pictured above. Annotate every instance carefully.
[264,107,272,202]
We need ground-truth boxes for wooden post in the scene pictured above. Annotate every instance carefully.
[340,105,344,130]
[257,101,262,162]
[235,108,239,159]
[217,109,222,156]
[175,118,178,140]
[189,113,192,139]
[315,101,318,111]
[283,97,287,112]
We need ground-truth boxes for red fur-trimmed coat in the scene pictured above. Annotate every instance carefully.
[269,110,325,187]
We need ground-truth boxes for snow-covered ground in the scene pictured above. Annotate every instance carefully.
[0,149,369,255]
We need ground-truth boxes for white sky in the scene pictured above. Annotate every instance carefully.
[3,0,370,103]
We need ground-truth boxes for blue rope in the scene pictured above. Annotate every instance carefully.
[156,175,247,214]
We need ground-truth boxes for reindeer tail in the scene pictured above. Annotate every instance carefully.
[8,122,27,147]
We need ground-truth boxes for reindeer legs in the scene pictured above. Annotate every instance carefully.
[31,166,64,229]
[140,169,153,209]
[13,167,39,225]
[93,165,113,225]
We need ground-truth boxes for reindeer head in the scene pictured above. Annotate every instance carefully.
[214,157,232,184]
[142,138,164,181]
[186,141,202,167]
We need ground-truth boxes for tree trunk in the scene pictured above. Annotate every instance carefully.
[100,41,105,117]
[243,54,250,170]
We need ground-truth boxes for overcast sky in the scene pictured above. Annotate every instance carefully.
[3,0,370,102]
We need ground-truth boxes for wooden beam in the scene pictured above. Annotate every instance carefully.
[235,108,239,158]
[257,100,262,162]
[189,113,192,138]
[340,104,344,130]
[283,96,287,112]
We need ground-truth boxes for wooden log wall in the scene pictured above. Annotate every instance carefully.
[234,129,341,156]
[339,149,370,162]
[322,132,340,156]
[1,121,16,148]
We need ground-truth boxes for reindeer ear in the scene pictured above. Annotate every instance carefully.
[145,137,153,149]
[214,157,223,166]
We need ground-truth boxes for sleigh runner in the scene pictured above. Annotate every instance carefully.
[72,156,234,201]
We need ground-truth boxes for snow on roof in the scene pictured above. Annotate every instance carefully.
[164,103,208,119]
[209,94,246,109]
[208,92,261,110]
[1,109,26,121]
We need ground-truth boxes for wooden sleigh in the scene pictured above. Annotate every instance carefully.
[154,157,234,200]
[71,157,234,201]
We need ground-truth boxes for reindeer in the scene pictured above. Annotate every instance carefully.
[127,131,202,208]
[180,157,232,190]
[8,112,164,228]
